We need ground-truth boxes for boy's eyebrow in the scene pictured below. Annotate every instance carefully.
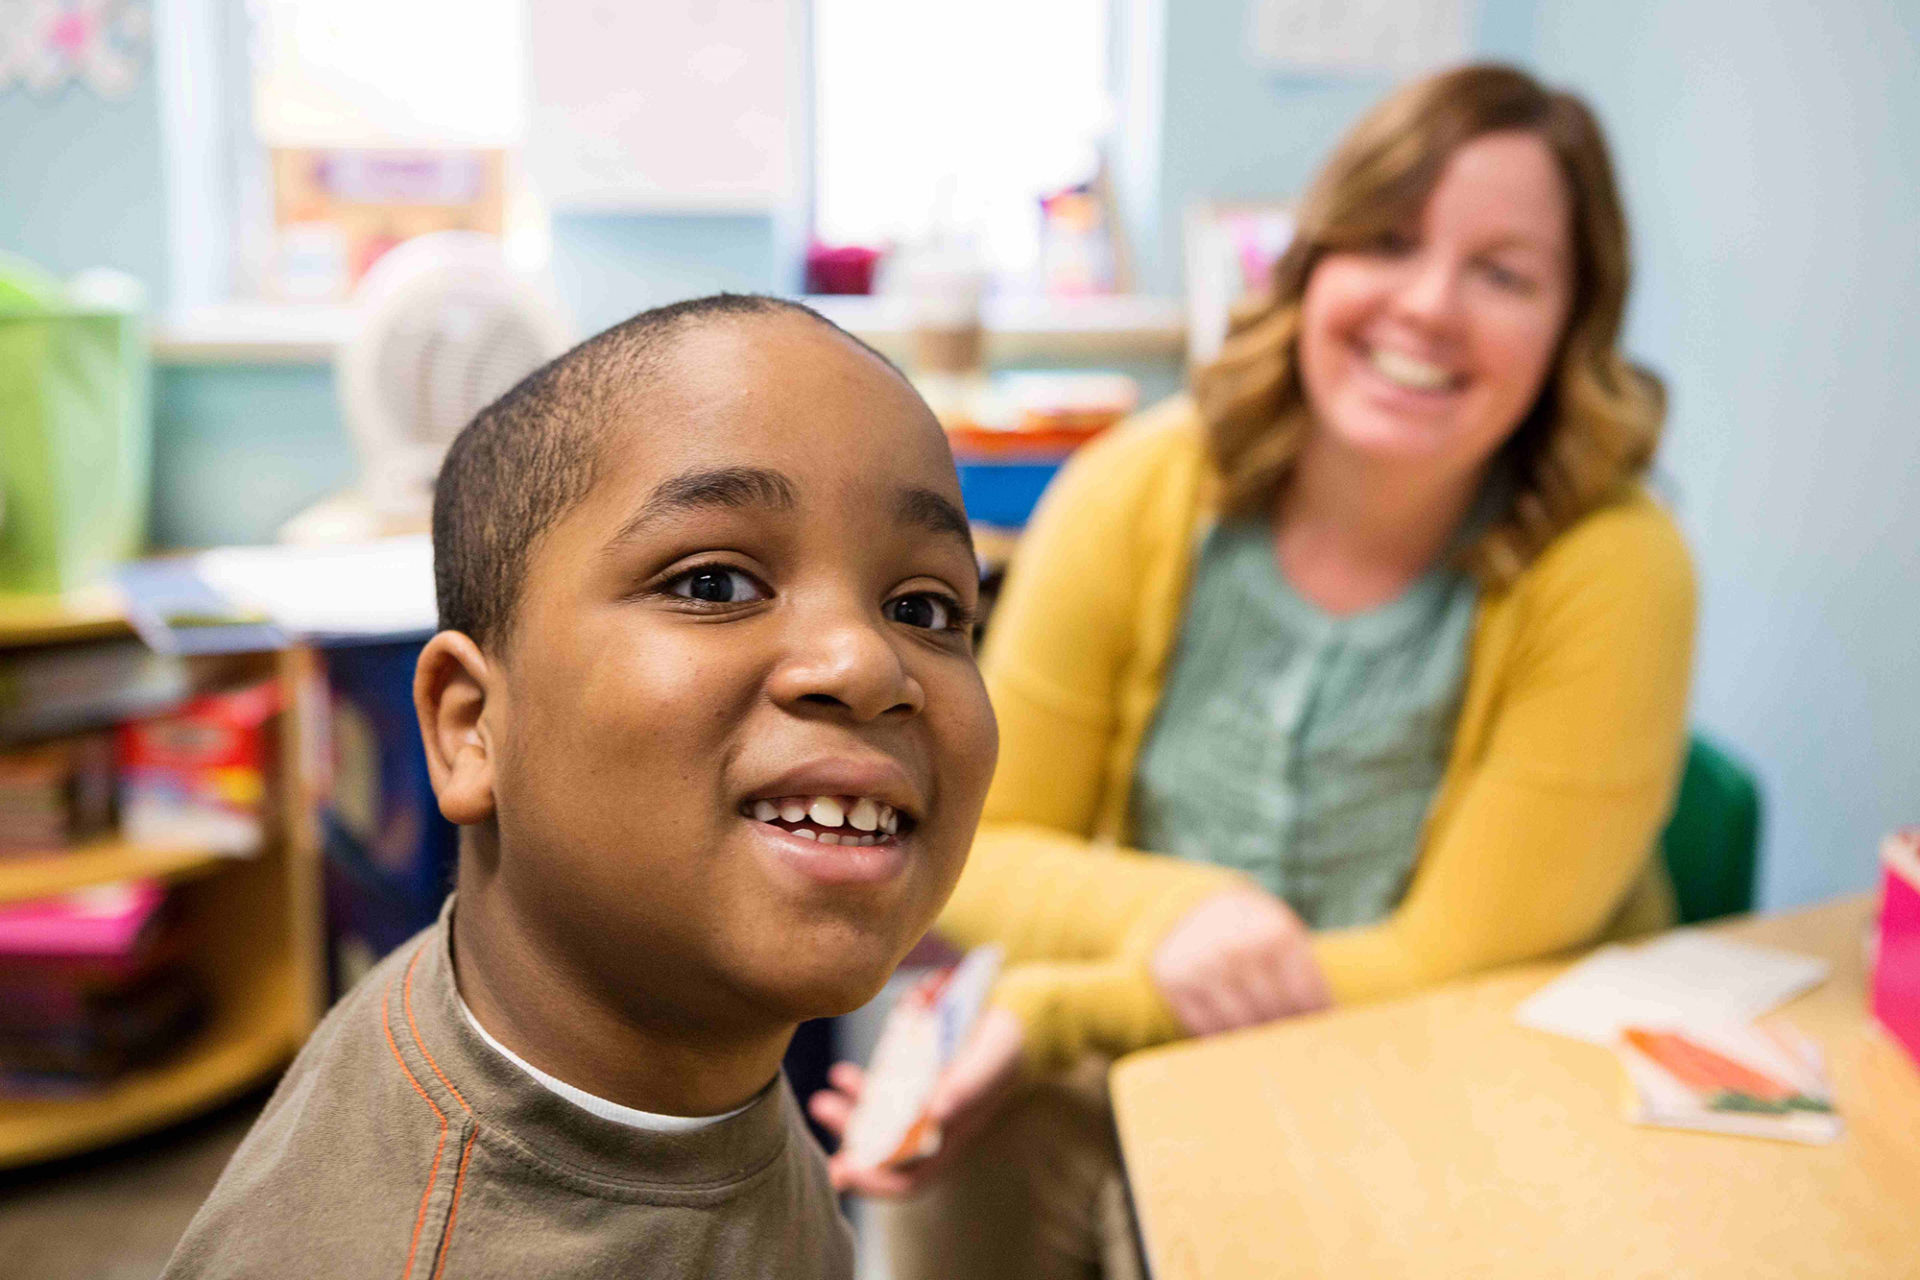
[896,486,975,555]
[612,466,797,544]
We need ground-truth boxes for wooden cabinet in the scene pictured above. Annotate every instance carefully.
[0,599,324,1169]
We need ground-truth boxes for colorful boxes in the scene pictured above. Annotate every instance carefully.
[1872,828,1920,1072]
[0,880,204,1093]
[117,681,279,856]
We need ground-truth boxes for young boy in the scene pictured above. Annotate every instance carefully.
[164,296,999,1279]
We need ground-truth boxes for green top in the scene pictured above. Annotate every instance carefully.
[1130,518,1479,929]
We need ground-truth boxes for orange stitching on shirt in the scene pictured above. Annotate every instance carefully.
[430,1129,479,1280]
[402,945,472,1116]
[383,958,448,1280]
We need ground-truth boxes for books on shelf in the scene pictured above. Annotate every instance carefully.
[0,733,115,855]
[0,879,206,1094]
[0,638,191,748]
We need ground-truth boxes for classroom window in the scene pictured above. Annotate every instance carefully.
[812,0,1115,285]
[242,0,531,299]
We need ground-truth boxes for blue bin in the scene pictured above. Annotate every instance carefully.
[955,459,1065,529]
[319,639,458,915]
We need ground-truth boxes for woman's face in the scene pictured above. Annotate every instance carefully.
[1297,130,1575,479]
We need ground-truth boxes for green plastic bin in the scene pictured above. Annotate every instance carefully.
[0,256,151,595]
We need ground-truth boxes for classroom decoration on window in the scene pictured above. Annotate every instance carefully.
[0,0,150,100]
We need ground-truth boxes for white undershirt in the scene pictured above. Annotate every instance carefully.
[457,995,749,1133]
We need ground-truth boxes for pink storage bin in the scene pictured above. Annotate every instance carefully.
[1872,828,1920,1071]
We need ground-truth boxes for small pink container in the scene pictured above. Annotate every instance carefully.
[1872,828,1920,1072]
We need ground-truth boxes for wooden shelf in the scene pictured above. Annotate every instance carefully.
[0,586,131,649]
[0,839,234,907]
[0,646,327,1170]
[0,998,297,1169]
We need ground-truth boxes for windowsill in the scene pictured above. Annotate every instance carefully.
[153,301,354,366]
[152,294,1189,367]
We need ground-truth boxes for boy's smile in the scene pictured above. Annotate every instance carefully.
[459,311,997,1048]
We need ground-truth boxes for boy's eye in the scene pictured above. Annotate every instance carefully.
[668,567,768,605]
[884,592,955,631]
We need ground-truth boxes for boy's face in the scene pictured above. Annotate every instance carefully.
[486,315,996,1027]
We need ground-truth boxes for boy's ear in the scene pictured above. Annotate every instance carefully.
[414,630,498,826]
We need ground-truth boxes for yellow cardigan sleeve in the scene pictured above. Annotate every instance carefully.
[935,417,1248,1072]
[1311,498,1697,1000]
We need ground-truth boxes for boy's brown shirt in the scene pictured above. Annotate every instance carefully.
[162,905,852,1279]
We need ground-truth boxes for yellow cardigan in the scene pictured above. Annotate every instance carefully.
[939,398,1697,1072]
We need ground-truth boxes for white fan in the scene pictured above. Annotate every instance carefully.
[282,232,573,542]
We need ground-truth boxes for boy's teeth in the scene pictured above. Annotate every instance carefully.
[747,795,907,839]
[1369,347,1454,391]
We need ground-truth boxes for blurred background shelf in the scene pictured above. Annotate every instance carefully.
[0,841,233,908]
[0,993,300,1169]
[0,645,326,1171]
[0,588,132,650]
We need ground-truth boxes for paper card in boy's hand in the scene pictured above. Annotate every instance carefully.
[1514,933,1829,1044]
[1616,1021,1842,1144]
[841,945,1002,1172]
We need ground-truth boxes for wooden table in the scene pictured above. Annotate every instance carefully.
[1111,896,1920,1279]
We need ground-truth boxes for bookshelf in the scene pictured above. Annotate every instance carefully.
[0,839,231,907]
[0,586,130,651]
[0,606,325,1170]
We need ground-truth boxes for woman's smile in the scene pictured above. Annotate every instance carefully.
[1359,342,1467,396]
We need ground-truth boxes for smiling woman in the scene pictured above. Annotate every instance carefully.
[813,64,1698,1280]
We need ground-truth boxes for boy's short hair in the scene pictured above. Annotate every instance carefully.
[432,293,901,650]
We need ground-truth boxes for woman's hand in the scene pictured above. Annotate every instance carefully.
[1150,889,1331,1035]
[807,1006,1026,1198]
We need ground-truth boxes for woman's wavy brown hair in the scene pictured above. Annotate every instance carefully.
[1191,63,1663,587]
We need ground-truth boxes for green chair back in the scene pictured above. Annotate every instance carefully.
[1660,736,1761,924]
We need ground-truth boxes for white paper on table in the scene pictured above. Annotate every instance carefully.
[194,536,438,638]
[1514,932,1830,1045]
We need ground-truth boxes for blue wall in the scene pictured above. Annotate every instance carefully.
[550,213,778,334]
[1523,0,1920,908]
[152,364,353,547]
[1136,0,1542,292]
[0,77,169,301]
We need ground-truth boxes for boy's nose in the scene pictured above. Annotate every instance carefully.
[767,606,924,722]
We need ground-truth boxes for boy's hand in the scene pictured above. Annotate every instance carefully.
[1150,888,1331,1035]
[807,1006,1026,1198]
